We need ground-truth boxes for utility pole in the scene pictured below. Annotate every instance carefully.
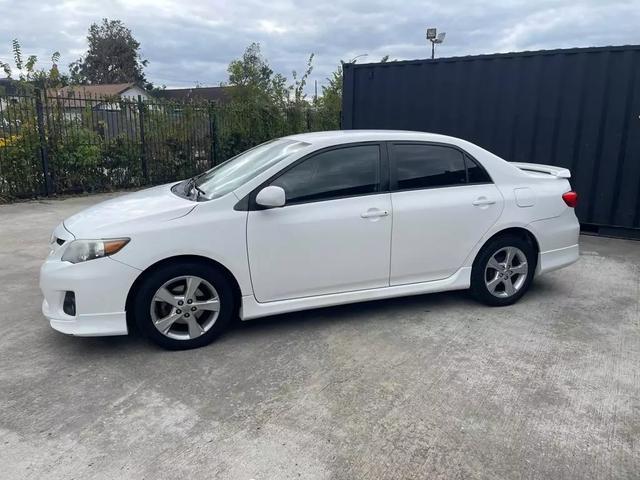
[426,28,446,59]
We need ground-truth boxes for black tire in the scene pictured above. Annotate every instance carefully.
[133,261,235,350]
[470,234,536,306]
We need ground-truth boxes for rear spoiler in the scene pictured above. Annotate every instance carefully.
[511,162,571,179]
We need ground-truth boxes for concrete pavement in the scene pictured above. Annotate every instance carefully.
[0,193,638,479]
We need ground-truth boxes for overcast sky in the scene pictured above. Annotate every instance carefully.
[1,0,638,92]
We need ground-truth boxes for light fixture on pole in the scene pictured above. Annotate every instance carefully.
[426,28,446,59]
[349,53,368,63]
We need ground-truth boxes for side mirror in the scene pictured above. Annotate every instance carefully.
[255,185,286,208]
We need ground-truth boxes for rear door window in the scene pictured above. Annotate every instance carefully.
[391,144,467,190]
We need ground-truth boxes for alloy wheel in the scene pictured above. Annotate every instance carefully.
[150,275,220,340]
[484,246,528,298]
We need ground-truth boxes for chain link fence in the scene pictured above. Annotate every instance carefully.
[0,91,340,201]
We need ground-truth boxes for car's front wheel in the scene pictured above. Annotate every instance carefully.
[470,234,536,306]
[133,261,234,350]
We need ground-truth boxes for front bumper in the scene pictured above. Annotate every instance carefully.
[40,256,141,337]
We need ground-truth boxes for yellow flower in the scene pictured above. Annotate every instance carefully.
[0,135,20,148]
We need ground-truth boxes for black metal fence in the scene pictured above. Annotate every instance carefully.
[343,45,640,237]
[0,92,337,201]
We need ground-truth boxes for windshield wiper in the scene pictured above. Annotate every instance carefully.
[183,176,206,200]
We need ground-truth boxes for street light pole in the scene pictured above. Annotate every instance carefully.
[349,53,368,63]
[426,28,446,59]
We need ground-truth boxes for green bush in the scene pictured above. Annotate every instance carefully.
[101,135,143,189]
[49,127,102,193]
[0,129,44,198]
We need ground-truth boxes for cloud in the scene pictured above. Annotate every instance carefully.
[0,0,637,91]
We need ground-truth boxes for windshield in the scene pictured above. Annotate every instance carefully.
[195,139,309,199]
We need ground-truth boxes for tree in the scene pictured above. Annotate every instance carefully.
[70,19,149,86]
[314,61,344,128]
[289,53,314,105]
[226,43,288,105]
[0,39,65,93]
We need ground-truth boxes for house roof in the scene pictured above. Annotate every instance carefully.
[1,80,143,100]
[44,83,145,108]
[47,83,139,99]
[0,78,21,96]
[155,86,232,103]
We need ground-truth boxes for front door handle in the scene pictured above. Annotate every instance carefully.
[361,208,389,219]
[472,197,496,207]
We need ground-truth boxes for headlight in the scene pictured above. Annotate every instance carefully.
[62,238,130,264]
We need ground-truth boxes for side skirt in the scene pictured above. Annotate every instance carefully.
[240,267,472,321]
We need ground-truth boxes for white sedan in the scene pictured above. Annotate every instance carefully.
[40,131,579,349]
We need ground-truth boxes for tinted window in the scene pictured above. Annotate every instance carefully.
[393,144,466,190]
[465,155,492,183]
[272,145,380,204]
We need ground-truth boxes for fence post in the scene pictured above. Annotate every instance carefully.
[209,102,220,167]
[34,90,52,196]
[137,95,149,183]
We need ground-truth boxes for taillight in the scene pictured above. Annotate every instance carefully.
[562,191,578,208]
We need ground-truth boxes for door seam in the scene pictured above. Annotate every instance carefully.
[388,192,394,287]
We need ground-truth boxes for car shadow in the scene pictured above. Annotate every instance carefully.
[46,289,468,354]
[232,275,562,338]
[231,289,472,335]
[46,328,149,352]
[49,278,560,354]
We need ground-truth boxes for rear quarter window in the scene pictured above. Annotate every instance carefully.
[465,154,492,183]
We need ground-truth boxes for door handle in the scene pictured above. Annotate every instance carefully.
[361,209,389,219]
[472,198,496,207]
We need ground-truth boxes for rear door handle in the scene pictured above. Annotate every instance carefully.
[472,198,496,206]
[361,208,389,219]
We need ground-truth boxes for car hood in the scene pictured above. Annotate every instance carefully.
[63,183,196,238]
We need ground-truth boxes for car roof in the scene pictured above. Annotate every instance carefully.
[284,129,462,147]
[282,129,528,183]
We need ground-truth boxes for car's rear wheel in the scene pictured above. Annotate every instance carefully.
[470,234,536,306]
[134,262,234,350]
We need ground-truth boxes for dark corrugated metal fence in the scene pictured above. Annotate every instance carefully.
[342,45,640,237]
